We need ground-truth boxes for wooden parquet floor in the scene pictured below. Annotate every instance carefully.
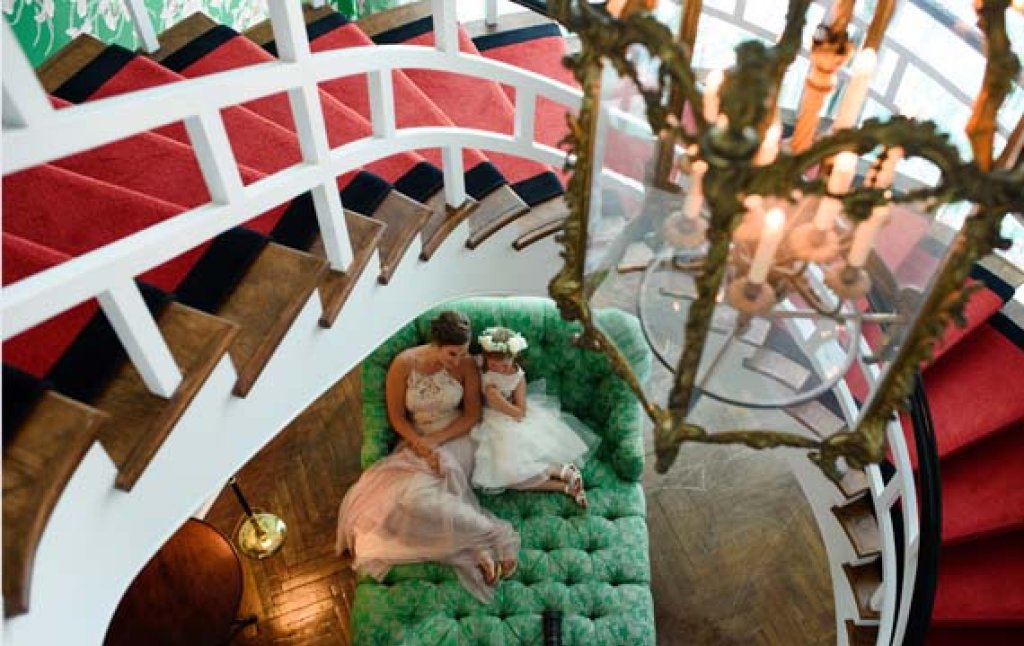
[205,371,364,646]
[203,277,836,645]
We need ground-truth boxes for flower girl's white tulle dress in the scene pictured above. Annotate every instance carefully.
[471,368,599,492]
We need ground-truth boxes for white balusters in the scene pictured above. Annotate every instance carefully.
[442,145,467,208]
[310,182,354,269]
[267,0,312,61]
[2,22,53,128]
[124,0,160,54]
[431,0,460,55]
[431,0,465,206]
[267,0,353,270]
[97,281,182,398]
[287,83,332,161]
[486,0,500,27]
[184,111,245,204]
[514,87,537,146]
[368,70,397,140]
[877,475,902,510]
[589,105,611,218]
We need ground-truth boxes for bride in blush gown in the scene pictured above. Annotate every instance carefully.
[336,311,520,603]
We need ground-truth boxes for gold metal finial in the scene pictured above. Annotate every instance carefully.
[228,477,287,559]
[236,512,287,560]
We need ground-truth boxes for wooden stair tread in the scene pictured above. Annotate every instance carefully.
[463,9,557,39]
[839,468,870,499]
[312,211,385,327]
[3,392,108,617]
[374,190,432,284]
[356,0,433,39]
[244,3,335,45]
[513,219,564,250]
[420,195,478,261]
[845,620,879,646]
[465,185,531,250]
[36,34,107,93]
[95,302,239,491]
[832,493,882,558]
[148,12,220,63]
[217,242,328,396]
[843,557,883,620]
[513,197,567,250]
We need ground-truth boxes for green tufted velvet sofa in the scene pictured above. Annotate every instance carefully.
[353,297,654,645]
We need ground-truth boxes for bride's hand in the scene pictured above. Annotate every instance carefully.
[420,434,443,449]
[410,440,442,474]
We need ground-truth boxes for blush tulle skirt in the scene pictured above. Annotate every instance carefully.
[336,435,520,603]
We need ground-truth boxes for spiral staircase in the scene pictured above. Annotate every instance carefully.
[2,1,1022,645]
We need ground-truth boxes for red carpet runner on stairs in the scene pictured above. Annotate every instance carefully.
[158,23,444,206]
[51,41,398,219]
[372,15,564,206]
[264,11,509,202]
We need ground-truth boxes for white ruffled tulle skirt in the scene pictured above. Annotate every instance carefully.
[471,384,600,493]
[336,435,520,603]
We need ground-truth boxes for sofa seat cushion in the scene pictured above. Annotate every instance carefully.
[352,460,653,645]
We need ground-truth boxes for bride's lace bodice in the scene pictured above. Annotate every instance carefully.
[481,369,524,401]
[406,368,463,434]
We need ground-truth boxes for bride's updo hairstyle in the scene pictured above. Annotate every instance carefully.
[430,311,471,347]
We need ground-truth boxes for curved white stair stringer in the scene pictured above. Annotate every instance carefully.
[2,222,562,646]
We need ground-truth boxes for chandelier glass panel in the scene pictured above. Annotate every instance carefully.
[546,0,1024,480]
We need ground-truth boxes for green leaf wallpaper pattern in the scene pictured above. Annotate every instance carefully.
[4,0,405,68]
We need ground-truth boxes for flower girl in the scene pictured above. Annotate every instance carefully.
[470,326,598,507]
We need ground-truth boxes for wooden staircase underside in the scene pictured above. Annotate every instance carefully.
[94,302,238,492]
[2,393,107,617]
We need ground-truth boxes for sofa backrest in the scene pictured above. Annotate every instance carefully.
[361,297,652,481]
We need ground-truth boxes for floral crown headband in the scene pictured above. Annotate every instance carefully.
[478,327,528,355]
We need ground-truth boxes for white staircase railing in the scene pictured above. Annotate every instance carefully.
[0,2,918,645]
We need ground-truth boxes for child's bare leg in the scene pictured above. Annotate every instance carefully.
[527,479,566,493]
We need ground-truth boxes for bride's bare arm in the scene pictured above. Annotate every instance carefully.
[385,352,437,466]
[424,357,483,445]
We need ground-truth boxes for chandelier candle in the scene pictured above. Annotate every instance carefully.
[748,207,786,283]
[703,69,725,122]
[816,151,858,230]
[753,122,783,166]
[849,206,886,267]
[832,48,877,130]
[684,160,709,218]
[791,150,858,263]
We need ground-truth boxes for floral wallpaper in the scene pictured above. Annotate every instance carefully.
[4,0,403,68]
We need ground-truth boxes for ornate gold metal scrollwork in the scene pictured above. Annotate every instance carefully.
[547,0,1024,480]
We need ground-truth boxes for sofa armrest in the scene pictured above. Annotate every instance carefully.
[602,383,646,481]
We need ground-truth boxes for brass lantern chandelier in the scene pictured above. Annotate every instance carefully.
[545,0,1024,480]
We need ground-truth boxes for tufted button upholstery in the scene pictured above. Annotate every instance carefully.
[351,297,655,645]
